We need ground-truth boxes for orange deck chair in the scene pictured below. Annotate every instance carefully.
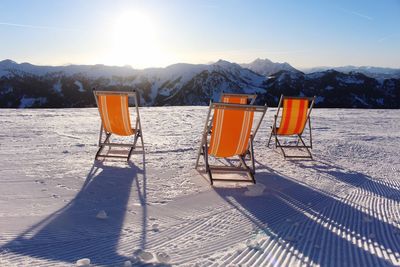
[267,95,316,159]
[195,102,267,184]
[220,93,257,105]
[203,93,258,137]
[205,93,257,131]
[93,89,144,161]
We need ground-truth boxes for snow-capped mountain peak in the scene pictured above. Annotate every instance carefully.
[241,58,300,76]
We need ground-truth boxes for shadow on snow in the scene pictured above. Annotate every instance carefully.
[214,162,400,266]
[0,155,168,266]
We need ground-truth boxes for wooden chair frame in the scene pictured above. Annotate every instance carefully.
[93,89,144,161]
[267,95,316,159]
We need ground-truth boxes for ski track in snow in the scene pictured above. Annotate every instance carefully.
[0,107,399,266]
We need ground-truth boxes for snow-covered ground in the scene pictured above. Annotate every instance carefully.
[0,107,399,266]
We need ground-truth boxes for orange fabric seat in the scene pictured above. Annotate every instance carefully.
[97,94,134,136]
[267,95,316,159]
[276,98,309,135]
[208,106,254,158]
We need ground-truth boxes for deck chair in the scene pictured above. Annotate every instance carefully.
[93,89,144,161]
[195,102,267,185]
[220,93,257,105]
[267,95,316,159]
[207,93,258,132]
[206,93,258,136]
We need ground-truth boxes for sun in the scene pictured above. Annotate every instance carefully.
[110,11,161,68]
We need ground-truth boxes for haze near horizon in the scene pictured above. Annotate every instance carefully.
[1,0,399,69]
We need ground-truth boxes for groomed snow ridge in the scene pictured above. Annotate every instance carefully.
[0,107,399,266]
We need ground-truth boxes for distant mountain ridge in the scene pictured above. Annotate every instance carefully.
[0,59,137,78]
[301,65,400,79]
[0,59,399,108]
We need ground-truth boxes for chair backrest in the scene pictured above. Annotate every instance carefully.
[208,105,254,157]
[95,92,134,136]
[276,96,312,135]
[221,93,256,105]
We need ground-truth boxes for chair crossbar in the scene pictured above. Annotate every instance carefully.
[99,142,141,148]
[93,90,137,97]
[280,155,314,159]
[221,93,257,105]
[279,96,315,101]
[96,154,132,159]
[208,178,254,183]
[221,93,257,98]
[212,102,266,111]
[277,145,312,148]
[207,165,251,171]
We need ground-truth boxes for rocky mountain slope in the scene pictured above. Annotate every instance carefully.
[0,59,399,108]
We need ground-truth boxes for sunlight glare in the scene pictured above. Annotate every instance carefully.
[111,11,161,68]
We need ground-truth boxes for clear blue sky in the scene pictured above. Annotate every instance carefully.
[1,0,399,68]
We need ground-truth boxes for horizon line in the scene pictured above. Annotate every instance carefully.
[1,58,399,71]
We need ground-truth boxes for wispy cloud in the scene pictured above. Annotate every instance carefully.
[378,33,399,43]
[0,22,79,31]
[340,8,373,20]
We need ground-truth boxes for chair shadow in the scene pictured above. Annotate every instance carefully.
[293,159,400,202]
[0,155,157,266]
[213,167,400,266]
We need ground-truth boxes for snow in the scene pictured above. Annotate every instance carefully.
[376,98,384,105]
[337,76,364,84]
[96,210,108,220]
[74,80,85,92]
[0,107,399,266]
[18,96,47,108]
[76,258,90,266]
[53,80,63,95]
[241,58,297,76]
[277,73,288,83]
[244,184,266,196]
[0,86,13,95]
[315,96,325,104]
[301,66,400,79]
[351,94,369,106]
[305,72,325,79]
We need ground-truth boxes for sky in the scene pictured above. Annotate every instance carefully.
[0,0,399,69]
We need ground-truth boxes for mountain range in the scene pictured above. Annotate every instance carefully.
[301,66,400,79]
[0,59,399,108]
